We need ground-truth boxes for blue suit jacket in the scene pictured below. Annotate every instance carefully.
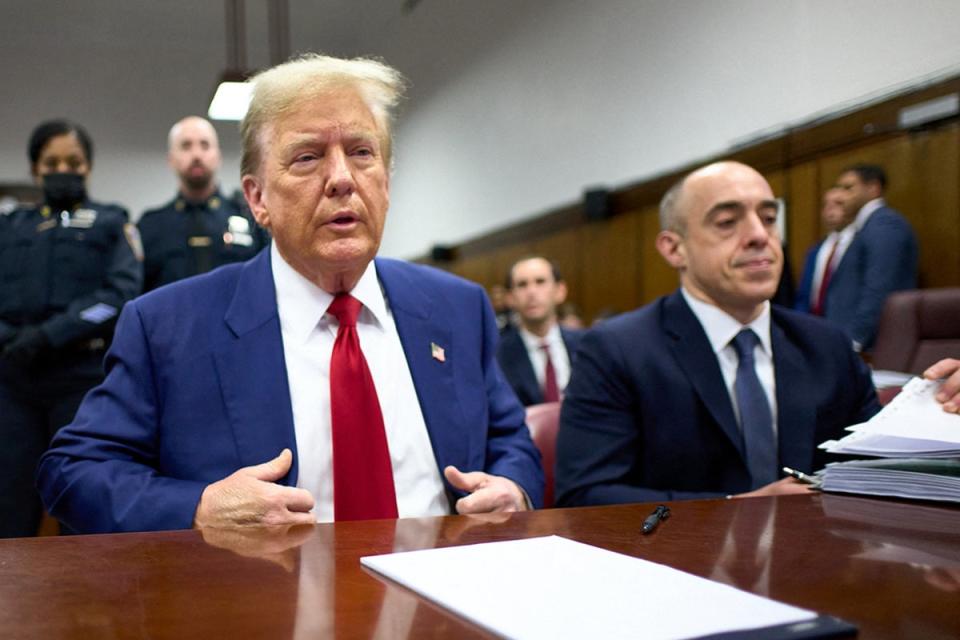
[795,206,917,349]
[37,249,543,533]
[555,291,880,506]
[824,206,917,349]
[496,327,583,406]
[794,243,819,314]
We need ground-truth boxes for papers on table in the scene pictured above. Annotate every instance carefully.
[817,458,960,504]
[820,377,960,457]
[361,535,840,640]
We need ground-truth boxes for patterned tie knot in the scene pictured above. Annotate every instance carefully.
[732,329,760,363]
[328,294,362,327]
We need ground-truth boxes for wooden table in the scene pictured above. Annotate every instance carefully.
[1,494,958,638]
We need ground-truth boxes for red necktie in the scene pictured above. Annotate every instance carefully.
[539,341,560,403]
[812,238,839,316]
[328,294,398,520]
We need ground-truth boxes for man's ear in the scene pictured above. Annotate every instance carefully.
[655,230,686,270]
[554,281,568,305]
[241,174,269,228]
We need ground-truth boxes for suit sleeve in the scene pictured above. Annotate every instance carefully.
[476,288,545,507]
[36,301,207,533]
[848,215,918,348]
[556,328,727,506]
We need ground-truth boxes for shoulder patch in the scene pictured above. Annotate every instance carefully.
[124,223,145,262]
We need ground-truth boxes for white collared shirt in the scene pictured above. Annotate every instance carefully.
[517,324,572,394]
[681,288,778,435]
[271,243,449,522]
[810,197,885,307]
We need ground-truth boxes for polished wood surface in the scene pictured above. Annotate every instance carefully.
[1,494,958,639]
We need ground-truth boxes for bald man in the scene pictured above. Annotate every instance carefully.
[557,161,880,506]
[138,116,268,292]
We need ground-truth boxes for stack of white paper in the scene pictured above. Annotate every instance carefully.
[820,377,960,458]
[817,458,960,503]
[362,535,825,640]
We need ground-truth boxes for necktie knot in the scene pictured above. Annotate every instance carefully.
[328,294,362,327]
[732,329,760,363]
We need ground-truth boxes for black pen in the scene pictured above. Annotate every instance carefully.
[782,466,821,487]
[641,505,671,534]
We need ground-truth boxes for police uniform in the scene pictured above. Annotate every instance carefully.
[137,191,269,292]
[0,199,142,537]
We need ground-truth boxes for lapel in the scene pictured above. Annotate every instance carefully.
[213,249,299,484]
[769,312,816,469]
[375,258,466,471]
[501,329,542,404]
[662,291,745,459]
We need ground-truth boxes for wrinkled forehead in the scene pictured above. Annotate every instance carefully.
[259,90,385,152]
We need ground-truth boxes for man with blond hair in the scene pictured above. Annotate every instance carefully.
[557,161,880,506]
[38,54,543,533]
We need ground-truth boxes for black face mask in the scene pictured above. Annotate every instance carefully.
[42,172,87,211]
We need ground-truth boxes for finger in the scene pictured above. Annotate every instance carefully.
[279,486,315,513]
[454,488,494,514]
[443,465,489,493]
[923,358,960,381]
[246,448,295,482]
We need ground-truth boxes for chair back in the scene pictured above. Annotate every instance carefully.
[872,288,960,374]
[525,401,561,508]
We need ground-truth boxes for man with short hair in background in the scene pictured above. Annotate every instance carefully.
[794,187,847,314]
[557,161,879,506]
[138,116,268,292]
[806,164,918,351]
[497,256,582,407]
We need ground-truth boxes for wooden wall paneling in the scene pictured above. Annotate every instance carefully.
[638,204,678,306]
[490,242,537,290]
[896,125,960,287]
[784,161,821,286]
[448,254,496,289]
[578,211,642,322]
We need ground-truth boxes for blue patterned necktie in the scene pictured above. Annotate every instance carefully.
[731,329,777,488]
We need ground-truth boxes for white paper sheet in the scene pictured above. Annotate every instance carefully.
[361,535,816,640]
[823,377,960,457]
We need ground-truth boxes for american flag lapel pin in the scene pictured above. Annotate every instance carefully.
[431,342,446,362]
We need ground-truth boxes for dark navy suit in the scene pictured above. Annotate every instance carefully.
[795,205,917,349]
[496,327,583,406]
[556,291,879,506]
[37,249,543,533]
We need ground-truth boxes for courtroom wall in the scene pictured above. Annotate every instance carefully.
[427,78,960,324]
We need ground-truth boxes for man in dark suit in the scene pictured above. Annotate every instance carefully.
[556,161,880,506]
[795,187,846,314]
[798,165,917,351]
[496,256,582,406]
[37,53,542,534]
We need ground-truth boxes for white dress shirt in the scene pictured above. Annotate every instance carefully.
[518,324,572,394]
[681,288,778,435]
[272,244,449,522]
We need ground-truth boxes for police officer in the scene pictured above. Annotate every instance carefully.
[138,116,268,292]
[0,119,143,537]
